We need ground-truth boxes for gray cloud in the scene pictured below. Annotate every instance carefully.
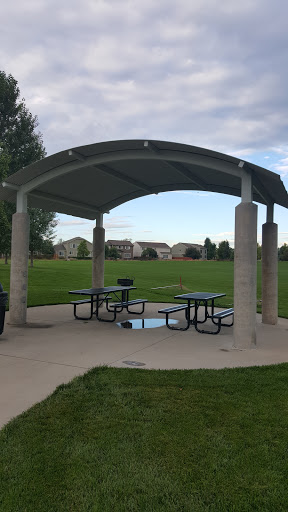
[1,0,288,166]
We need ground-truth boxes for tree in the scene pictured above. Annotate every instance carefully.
[184,246,201,259]
[204,237,217,260]
[0,70,57,264]
[41,239,55,258]
[29,209,57,267]
[141,247,158,259]
[0,146,11,262]
[109,247,120,260]
[0,200,10,260]
[105,244,110,259]
[77,240,90,258]
[0,71,45,176]
[279,243,288,261]
[217,240,232,260]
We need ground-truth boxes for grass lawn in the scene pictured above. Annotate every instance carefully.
[0,258,288,317]
[1,365,288,511]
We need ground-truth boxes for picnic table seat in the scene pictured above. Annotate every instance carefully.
[107,299,147,315]
[207,308,234,334]
[70,296,112,319]
[158,303,195,331]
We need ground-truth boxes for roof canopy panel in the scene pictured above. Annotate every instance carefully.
[0,139,287,219]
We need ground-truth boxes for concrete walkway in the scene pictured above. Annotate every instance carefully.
[0,302,288,428]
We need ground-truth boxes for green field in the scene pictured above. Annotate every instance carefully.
[1,259,288,317]
[1,365,288,511]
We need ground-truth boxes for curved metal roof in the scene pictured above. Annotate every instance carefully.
[1,139,287,219]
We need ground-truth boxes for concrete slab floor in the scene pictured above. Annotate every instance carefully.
[0,303,287,428]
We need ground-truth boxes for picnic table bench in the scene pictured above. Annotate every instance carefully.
[210,308,234,334]
[108,299,148,314]
[69,286,147,322]
[70,296,112,320]
[160,293,234,335]
[158,303,195,330]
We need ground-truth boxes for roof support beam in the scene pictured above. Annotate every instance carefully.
[68,149,86,162]
[266,202,274,223]
[93,164,153,193]
[144,140,160,153]
[163,160,206,190]
[240,165,253,203]
[240,161,273,205]
[95,212,104,227]
[16,190,27,213]
[2,182,20,191]
[252,174,273,206]
[144,140,206,189]
[29,190,103,215]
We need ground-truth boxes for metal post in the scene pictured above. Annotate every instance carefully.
[92,213,105,288]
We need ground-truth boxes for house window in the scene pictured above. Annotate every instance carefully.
[70,243,77,249]
[162,254,168,259]
[125,245,130,250]
[69,251,73,255]
[124,253,131,259]
[59,251,63,256]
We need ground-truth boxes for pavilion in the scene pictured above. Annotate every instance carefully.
[1,139,288,350]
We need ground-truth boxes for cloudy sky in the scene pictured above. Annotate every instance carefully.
[1,0,288,247]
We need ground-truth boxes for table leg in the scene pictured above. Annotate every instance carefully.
[96,294,117,322]
[194,299,222,334]
[194,300,208,324]
[72,297,95,320]
[122,289,128,303]
[166,300,191,330]
[211,299,215,316]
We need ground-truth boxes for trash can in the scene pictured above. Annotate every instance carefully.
[0,283,8,335]
[117,277,135,302]
[117,278,134,286]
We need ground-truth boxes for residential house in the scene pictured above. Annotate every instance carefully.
[54,237,93,259]
[133,241,172,259]
[171,242,207,260]
[106,240,133,259]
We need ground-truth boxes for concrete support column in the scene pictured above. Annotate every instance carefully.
[92,213,105,288]
[9,212,30,325]
[262,222,278,324]
[233,202,258,349]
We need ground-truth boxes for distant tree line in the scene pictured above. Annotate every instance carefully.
[279,243,288,261]
[186,238,288,262]
[105,245,121,260]
[184,238,234,261]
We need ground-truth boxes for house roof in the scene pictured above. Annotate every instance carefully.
[54,237,91,248]
[1,139,287,220]
[107,240,133,246]
[180,243,205,249]
[63,236,88,244]
[53,243,66,251]
[135,241,171,250]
